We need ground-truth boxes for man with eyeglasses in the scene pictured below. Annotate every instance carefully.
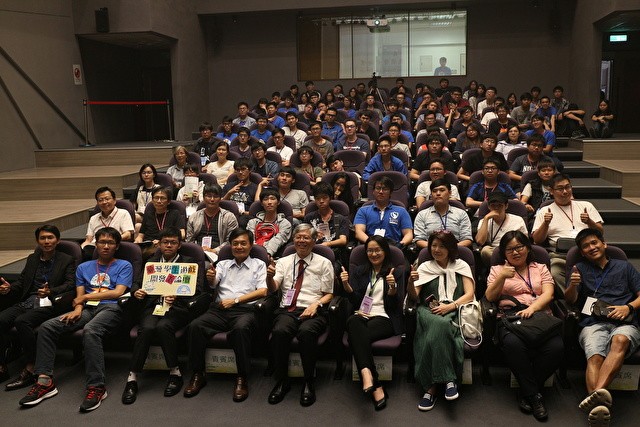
[266,224,334,407]
[135,187,186,259]
[282,113,307,150]
[465,158,517,215]
[320,107,345,147]
[268,129,295,166]
[183,228,267,402]
[457,133,508,183]
[304,121,334,168]
[354,176,413,248]
[334,119,369,153]
[532,173,603,288]
[81,186,134,260]
[410,135,455,180]
[186,184,238,255]
[362,136,408,181]
[122,228,202,404]
[223,157,259,221]
[20,227,132,412]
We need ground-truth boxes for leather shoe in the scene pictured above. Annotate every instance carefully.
[0,364,8,383]
[233,376,248,402]
[121,381,138,404]
[164,375,183,397]
[519,397,533,414]
[300,381,316,407]
[268,380,291,405]
[183,372,206,398]
[5,368,35,391]
[530,393,548,421]
[372,387,388,411]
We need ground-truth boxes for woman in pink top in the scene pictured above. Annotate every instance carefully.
[486,231,563,421]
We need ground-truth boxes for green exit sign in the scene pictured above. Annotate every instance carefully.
[609,34,627,42]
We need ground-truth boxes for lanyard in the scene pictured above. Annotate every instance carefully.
[96,259,115,287]
[367,271,382,296]
[155,211,168,231]
[436,210,448,230]
[489,216,505,243]
[204,212,216,232]
[100,207,116,228]
[483,185,496,201]
[592,262,611,297]
[515,266,534,295]
[557,202,575,229]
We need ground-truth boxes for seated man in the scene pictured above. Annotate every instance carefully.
[304,121,334,167]
[251,143,280,179]
[410,135,456,181]
[414,179,473,248]
[565,228,640,426]
[511,92,535,131]
[282,112,308,150]
[232,101,256,129]
[266,224,334,407]
[266,102,285,129]
[81,187,134,260]
[186,184,239,254]
[297,103,316,127]
[381,100,406,124]
[19,227,132,411]
[525,115,557,159]
[509,134,557,192]
[321,107,345,146]
[487,104,518,136]
[247,189,292,259]
[183,228,267,402]
[268,128,294,166]
[475,191,528,266]
[520,159,556,220]
[532,173,604,288]
[250,116,272,144]
[457,133,508,183]
[535,96,557,133]
[357,110,379,146]
[278,96,298,115]
[229,128,252,159]
[334,119,369,153]
[387,123,411,163]
[480,96,506,130]
[0,225,75,391]
[216,116,237,144]
[465,158,517,214]
[272,166,308,226]
[303,182,350,268]
[449,106,482,145]
[354,176,413,249]
[222,157,259,219]
[176,163,205,207]
[122,228,203,404]
[390,113,415,144]
[414,158,461,207]
[193,122,216,164]
[135,187,186,259]
[362,136,408,181]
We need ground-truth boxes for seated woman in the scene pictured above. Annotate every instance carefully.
[294,146,324,186]
[496,125,527,158]
[454,123,483,153]
[339,235,404,411]
[330,172,355,216]
[408,230,475,412]
[130,163,161,231]
[589,99,614,138]
[176,164,205,216]
[339,97,357,119]
[485,231,563,421]
[202,140,234,186]
[166,145,189,190]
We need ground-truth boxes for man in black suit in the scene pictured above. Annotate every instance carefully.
[121,228,203,404]
[0,225,76,391]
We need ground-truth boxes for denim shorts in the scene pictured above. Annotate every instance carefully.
[579,322,640,360]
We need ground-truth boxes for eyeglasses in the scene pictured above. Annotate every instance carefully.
[345,125,356,128]
[160,240,180,246]
[483,166,498,171]
[96,240,117,247]
[235,167,250,172]
[429,167,444,172]
[374,186,390,192]
[366,249,382,255]
[553,184,572,192]
[326,114,336,118]
[505,244,526,254]
[294,235,313,241]
[153,196,168,201]
[97,197,113,203]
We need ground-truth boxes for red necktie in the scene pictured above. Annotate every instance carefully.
[288,259,306,312]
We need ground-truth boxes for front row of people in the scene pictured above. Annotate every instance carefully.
[0,224,638,426]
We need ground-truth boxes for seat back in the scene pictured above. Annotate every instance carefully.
[321,171,361,203]
[248,199,294,219]
[56,240,83,268]
[468,170,511,187]
[507,147,529,166]
[477,199,529,220]
[91,199,136,225]
[282,243,335,262]
[292,171,312,197]
[155,173,174,189]
[333,150,367,175]
[265,150,282,165]
[417,245,476,280]
[520,170,541,190]
[199,173,218,187]
[366,171,409,207]
[305,200,350,217]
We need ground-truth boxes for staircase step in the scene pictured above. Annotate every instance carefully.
[570,178,621,199]
[555,147,583,162]
[589,199,640,224]
[602,225,640,255]
[562,161,601,178]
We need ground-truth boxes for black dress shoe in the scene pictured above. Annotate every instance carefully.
[268,380,291,405]
[519,397,533,414]
[300,381,316,407]
[183,372,206,398]
[121,381,138,404]
[372,387,388,411]
[233,376,248,402]
[164,375,183,397]
[530,393,548,421]
[5,369,35,391]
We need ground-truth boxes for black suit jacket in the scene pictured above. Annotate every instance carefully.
[8,250,75,302]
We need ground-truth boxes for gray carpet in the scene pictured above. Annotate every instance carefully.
[1,350,639,426]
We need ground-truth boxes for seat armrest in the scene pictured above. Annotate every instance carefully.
[328,295,345,313]
[480,297,497,318]
[53,290,75,311]
[188,292,212,318]
[118,292,132,307]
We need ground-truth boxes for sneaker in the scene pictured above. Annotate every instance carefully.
[418,392,436,411]
[579,388,612,413]
[444,382,459,400]
[19,379,58,407]
[79,386,108,412]
[588,405,611,427]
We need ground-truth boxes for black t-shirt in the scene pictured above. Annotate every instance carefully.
[140,209,185,241]
[461,151,509,175]
[412,152,456,173]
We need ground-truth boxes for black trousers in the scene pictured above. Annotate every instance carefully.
[270,308,327,381]
[129,306,191,372]
[346,314,394,382]
[188,305,257,376]
[0,304,56,365]
[498,325,564,397]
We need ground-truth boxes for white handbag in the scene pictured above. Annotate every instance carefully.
[454,299,483,348]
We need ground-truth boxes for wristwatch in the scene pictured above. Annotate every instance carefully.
[234,297,240,305]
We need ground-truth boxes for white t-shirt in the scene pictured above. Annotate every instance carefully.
[532,200,603,246]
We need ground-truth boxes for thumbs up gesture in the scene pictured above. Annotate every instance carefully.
[386,268,396,288]
[340,266,349,286]
[409,264,419,283]
[580,207,590,224]
[543,207,553,224]
[37,282,50,298]
[500,261,516,279]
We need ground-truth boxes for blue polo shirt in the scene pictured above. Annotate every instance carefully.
[354,202,412,244]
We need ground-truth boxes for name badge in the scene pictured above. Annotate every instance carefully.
[153,303,168,316]
[374,228,386,237]
[201,236,212,248]
[236,202,245,213]
[582,296,598,316]
[359,295,374,314]
[86,300,100,306]
[283,289,296,306]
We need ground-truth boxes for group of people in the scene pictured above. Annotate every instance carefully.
[0,79,631,426]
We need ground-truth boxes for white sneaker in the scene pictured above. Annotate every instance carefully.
[588,405,611,427]
[579,388,612,413]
